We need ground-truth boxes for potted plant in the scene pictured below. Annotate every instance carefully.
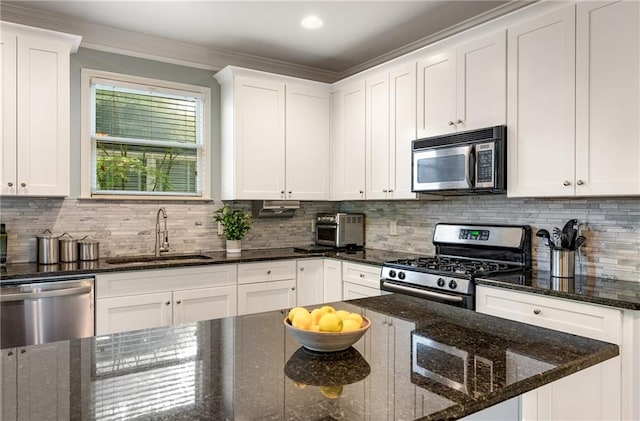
[213,204,252,253]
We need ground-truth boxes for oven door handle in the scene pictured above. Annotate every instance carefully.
[381,281,464,303]
[0,286,93,302]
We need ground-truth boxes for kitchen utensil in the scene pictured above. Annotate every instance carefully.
[552,227,563,248]
[58,232,78,262]
[78,236,100,261]
[535,229,554,249]
[574,236,586,249]
[561,219,578,249]
[36,229,59,264]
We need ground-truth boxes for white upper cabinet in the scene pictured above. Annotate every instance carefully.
[508,1,640,197]
[417,32,506,138]
[366,63,417,200]
[330,79,366,200]
[575,0,640,196]
[1,23,80,197]
[215,66,329,200]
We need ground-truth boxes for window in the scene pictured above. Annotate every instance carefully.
[81,70,210,199]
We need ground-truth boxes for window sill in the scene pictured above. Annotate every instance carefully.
[78,195,214,202]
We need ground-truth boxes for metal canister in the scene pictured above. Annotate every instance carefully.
[37,229,59,264]
[59,232,78,262]
[78,236,100,261]
[550,248,575,278]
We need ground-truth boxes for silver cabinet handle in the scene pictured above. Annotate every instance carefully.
[359,190,364,194]
[7,350,13,356]
[576,179,585,186]
[300,267,304,272]
[280,190,285,194]
[448,121,455,126]
[20,349,26,354]
[456,119,463,124]
[291,286,296,291]
[533,308,541,315]
[288,191,292,194]
[359,274,365,278]
[176,300,181,305]
[20,182,26,188]
[165,301,171,305]
[267,270,271,274]
[563,180,571,186]
[7,182,13,187]
[382,189,388,193]
[0,286,92,302]
[388,189,393,193]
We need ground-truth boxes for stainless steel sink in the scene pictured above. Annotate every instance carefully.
[105,254,213,265]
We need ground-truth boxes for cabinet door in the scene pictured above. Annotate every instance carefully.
[16,342,70,421]
[0,32,17,195]
[507,6,576,197]
[296,259,324,307]
[329,88,343,200]
[323,259,342,303]
[417,49,456,137]
[234,76,285,199]
[1,348,17,421]
[285,84,329,200]
[575,0,640,196]
[365,72,391,200]
[342,262,381,290]
[338,80,366,200]
[389,62,417,200]
[456,31,506,132]
[173,285,237,325]
[96,291,173,335]
[343,281,380,300]
[16,36,71,196]
[237,279,296,316]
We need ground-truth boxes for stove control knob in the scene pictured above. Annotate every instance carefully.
[388,270,396,278]
[449,280,458,290]
[437,278,446,288]
[398,272,406,280]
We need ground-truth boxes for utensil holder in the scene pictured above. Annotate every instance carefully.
[551,248,575,278]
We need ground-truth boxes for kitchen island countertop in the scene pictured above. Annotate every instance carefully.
[0,293,619,420]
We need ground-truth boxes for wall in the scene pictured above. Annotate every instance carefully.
[341,196,640,282]
[0,198,337,262]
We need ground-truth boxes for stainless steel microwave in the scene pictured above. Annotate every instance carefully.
[411,125,507,194]
[315,213,365,248]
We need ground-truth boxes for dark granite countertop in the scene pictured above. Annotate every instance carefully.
[0,247,420,283]
[476,271,640,310]
[0,293,618,420]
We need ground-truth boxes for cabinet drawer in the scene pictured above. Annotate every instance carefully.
[237,260,296,285]
[96,265,237,298]
[342,262,381,290]
[476,285,622,344]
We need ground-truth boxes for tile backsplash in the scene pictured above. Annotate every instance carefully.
[1,195,638,282]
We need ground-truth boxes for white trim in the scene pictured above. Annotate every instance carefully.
[80,68,211,200]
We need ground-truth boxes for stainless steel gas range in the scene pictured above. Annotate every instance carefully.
[380,223,532,310]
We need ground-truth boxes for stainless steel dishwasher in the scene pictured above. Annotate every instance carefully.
[0,276,94,348]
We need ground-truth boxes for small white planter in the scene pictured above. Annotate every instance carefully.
[226,239,242,254]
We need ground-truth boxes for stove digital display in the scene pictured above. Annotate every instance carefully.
[459,229,490,240]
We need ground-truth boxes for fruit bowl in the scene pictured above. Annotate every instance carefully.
[284,315,371,352]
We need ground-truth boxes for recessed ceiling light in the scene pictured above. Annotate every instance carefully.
[301,15,323,30]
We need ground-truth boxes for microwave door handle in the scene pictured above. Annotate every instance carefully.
[468,146,476,187]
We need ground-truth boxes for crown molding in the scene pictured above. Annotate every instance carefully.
[1,1,535,83]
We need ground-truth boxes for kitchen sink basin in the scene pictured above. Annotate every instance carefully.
[105,254,213,265]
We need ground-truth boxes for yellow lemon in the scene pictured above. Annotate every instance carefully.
[293,381,307,389]
[292,310,312,330]
[310,307,327,325]
[309,324,320,332]
[288,306,308,323]
[347,313,364,328]
[341,319,361,332]
[319,385,343,399]
[335,310,351,321]
[318,313,343,332]
[320,305,336,314]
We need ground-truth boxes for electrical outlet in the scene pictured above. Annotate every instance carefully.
[217,221,224,236]
[390,221,397,235]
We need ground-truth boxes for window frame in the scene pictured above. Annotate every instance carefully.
[81,69,211,200]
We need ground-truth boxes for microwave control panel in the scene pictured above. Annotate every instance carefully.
[475,142,495,186]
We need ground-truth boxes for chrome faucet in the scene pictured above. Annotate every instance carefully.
[155,207,170,256]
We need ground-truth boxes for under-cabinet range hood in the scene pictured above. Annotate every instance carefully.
[252,200,300,218]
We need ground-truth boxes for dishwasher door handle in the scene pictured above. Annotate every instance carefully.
[0,286,93,302]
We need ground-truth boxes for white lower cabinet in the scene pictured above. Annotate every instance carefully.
[95,265,237,334]
[237,260,296,315]
[342,262,381,299]
[476,285,623,420]
[295,259,324,307]
[1,342,70,421]
[323,258,342,303]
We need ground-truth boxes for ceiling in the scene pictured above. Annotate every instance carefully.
[3,1,529,80]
